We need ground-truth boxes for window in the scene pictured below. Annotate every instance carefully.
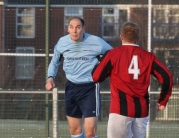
[118,9,128,32]
[153,8,179,40]
[15,47,35,79]
[102,8,128,40]
[153,47,179,87]
[64,7,83,34]
[102,8,117,39]
[16,7,35,38]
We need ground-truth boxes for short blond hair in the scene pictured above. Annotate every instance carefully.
[120,22,139,43]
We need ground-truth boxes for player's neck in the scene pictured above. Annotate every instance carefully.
[122,42,139,46]
[122,42,136,45]
[122,40,137,45]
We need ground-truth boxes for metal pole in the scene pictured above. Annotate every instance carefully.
[146,1,152,138]
[147,0,152,93]
[53,88,58,138]
[0,0,5,119]
[147,0,152,91]
[148,0,152,53]
[45,0,50,137]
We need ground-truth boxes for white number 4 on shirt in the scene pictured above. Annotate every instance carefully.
[128,55,140,79]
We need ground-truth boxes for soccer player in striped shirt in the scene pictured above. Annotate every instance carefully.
[92,22,173,138]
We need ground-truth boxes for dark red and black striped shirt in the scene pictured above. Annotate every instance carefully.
[92,45,172,118]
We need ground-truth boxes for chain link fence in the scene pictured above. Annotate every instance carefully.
[0,0,179,137]
[0,90,179,138]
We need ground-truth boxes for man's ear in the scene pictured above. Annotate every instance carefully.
[120,34,123,41]
[67,26,70,33]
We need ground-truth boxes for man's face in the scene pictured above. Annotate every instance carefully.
[68,19,85,42]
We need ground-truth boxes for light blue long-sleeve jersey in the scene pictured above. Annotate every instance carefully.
[48,33,112,84]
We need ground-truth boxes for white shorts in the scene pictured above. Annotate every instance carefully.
[107,113,149,138]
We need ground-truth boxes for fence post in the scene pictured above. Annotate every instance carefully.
[53,88,58,138]
[45,0,50,137]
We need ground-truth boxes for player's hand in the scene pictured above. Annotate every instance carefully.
[157,103,165,111]
[45,77,55,90]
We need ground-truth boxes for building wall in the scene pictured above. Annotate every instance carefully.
[7,0,179,5]
[2,4,179,90]
[50,7,64,48]
[84,7,102,36]
[4,7,47,89]
[5,7,16,52]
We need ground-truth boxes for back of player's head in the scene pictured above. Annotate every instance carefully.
[120,22,139,43]
[69,17,85,27]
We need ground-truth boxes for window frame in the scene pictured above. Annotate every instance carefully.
[101,7,129,41]
[153,7,179,40]
[16,7,35,38]
[153,47,179,86]
[15,47,35,80]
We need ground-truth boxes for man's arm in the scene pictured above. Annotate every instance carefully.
[152,56,173,108]
[46,77,55,90]
[92,51,112,82]
[157,103,165,111]
[45,46,62,90]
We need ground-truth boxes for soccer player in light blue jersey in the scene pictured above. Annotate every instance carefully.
[45,17,112,138]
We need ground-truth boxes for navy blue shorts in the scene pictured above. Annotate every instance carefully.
[65,81,101,118]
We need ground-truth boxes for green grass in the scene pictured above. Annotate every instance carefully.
[0,119,179,138]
